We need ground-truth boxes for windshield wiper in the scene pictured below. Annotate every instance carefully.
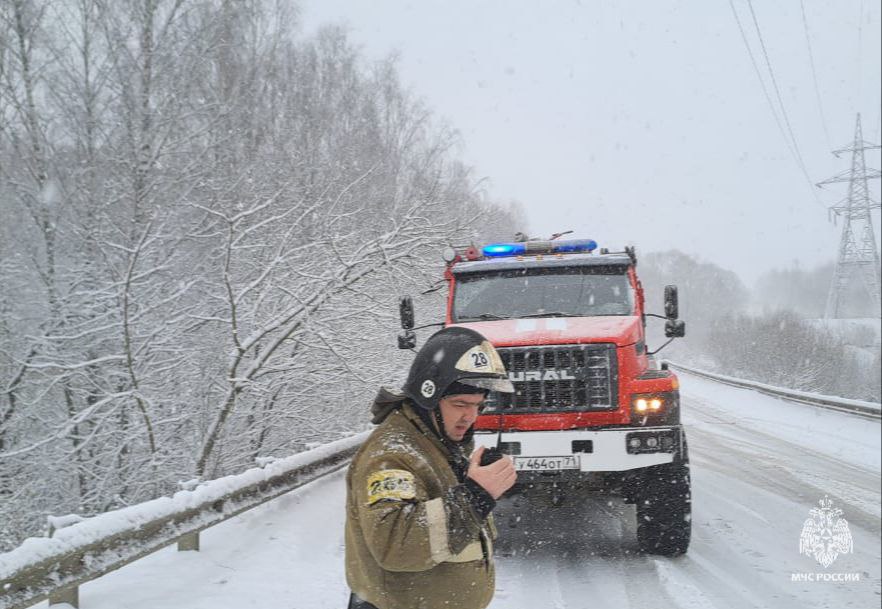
[457,313,510,321]
[517,311,580,318]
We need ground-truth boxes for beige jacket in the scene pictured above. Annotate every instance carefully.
[345,399,497,609]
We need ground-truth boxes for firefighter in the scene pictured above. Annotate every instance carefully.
[345,326,517,609]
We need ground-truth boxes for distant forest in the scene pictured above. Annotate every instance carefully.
[640,250,881,403]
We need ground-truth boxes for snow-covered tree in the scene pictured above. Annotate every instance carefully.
[0,0,521,550]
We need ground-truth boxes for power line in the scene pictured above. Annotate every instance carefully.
[727,1,794,158]
[745,0,820,203]
[728,0,824,207]
[799,0,833,151]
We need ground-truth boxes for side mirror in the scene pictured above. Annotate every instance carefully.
[665,319,686,338]
[664,285,679,319]
[399,296,414,329]
[398,330,417,350]
[398,296,416,349]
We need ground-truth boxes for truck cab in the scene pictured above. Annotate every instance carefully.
[400,237,691,555]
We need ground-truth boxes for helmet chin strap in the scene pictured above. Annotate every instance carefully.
[432,408,474,482]
[433,409,448,439]
[411,398,473,450]
[412,402,453,442]
[432,407,474,445]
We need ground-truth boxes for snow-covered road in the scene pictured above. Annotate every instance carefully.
[39,373,881,609]
[489,373,881,609]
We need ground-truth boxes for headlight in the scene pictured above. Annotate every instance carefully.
[633,395,665,412]
[630,391,680,425]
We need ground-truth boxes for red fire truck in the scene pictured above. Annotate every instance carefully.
[398,237,691,556]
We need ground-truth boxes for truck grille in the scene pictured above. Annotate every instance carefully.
[485,344,618,413]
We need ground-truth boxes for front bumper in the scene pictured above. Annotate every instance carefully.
[473,426,685,472]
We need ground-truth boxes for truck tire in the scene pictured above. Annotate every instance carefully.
[636,463,691,556]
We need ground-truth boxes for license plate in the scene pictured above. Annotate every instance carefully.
[514,456,581,471]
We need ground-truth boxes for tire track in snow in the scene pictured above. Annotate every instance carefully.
[652,559,716,609]
[491,497,681,609]
[686,399,881,531]
[680,388,881,607]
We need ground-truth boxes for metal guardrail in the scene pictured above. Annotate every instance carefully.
[0,431,369,609]
[666,361,882,420]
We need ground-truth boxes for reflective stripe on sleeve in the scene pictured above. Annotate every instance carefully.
[425,498,486,564]
[425,497,450,563]
[446,541,484,563]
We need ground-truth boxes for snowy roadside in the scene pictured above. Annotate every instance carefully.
[679,371,881,473]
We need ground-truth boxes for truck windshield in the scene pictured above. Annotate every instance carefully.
[453,266,634,321]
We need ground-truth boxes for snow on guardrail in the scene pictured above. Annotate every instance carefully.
[666,361,881,419]
[0,431,369,609]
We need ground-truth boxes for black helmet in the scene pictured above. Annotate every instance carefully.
[403,326,514,410]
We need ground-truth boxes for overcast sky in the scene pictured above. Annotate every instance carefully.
[300,1,881,284]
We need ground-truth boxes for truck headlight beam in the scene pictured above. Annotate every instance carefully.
[632,395,665,413]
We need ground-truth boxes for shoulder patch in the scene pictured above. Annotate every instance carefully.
[366,469,416,505]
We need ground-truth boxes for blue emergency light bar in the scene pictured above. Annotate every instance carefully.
[481,238,597,258]
[483,243,526,256]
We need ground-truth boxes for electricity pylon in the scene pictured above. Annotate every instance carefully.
[816,114,881,319]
